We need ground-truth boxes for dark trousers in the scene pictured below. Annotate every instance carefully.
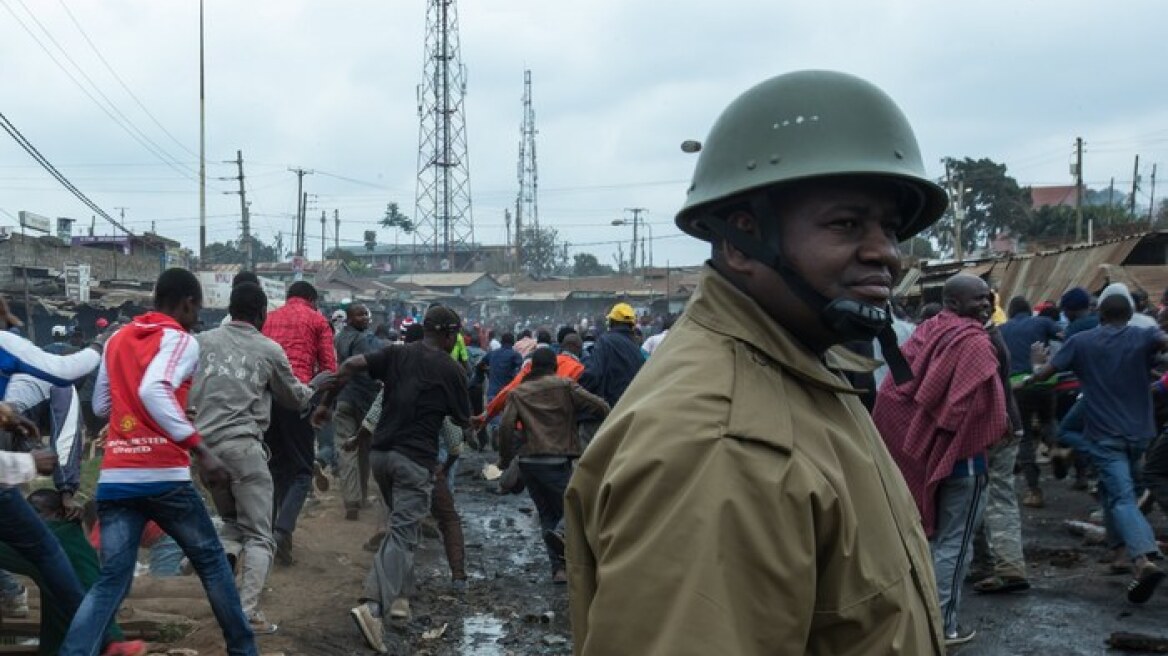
[430,468,466,580]
[1144,432,1168,511]
[1015,386,1055,489]
[265,402,315,537]
[518,460,573,571]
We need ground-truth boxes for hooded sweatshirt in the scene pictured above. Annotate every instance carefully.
[1099,283,1158,329]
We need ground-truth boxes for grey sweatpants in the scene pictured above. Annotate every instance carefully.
[208,437,274,617]
[362,450,432,608]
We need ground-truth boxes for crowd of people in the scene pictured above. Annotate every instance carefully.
[2,68,1168,656]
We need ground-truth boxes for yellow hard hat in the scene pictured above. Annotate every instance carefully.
[607,303,636,324]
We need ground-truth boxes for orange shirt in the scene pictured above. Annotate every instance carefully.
[483,353,584,421]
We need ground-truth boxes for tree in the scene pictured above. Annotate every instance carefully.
[899,236,936,260]
[326,248,372,276]
[572,252,614,277]
[201,240,277,267]
[518,225,561,277]
[380,202,414,238]
[924,157,1031,257]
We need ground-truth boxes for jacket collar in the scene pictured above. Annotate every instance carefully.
[285,297,315,312]
[134,311,184,332]
[684,264,876,395]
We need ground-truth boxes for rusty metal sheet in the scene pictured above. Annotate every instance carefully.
[993,236,1142,303]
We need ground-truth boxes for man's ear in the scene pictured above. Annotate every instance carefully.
[716,210,760,275]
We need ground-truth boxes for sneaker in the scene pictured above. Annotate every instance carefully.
[101,640,148,656]
[0,585,28,618]
[248,610,279,635]
[313,460,331,492]
[1022,488,1044,508]
[552,569,569,585]
[1128,562,1167,604]
[389,597,411,621]
[350,604,388,653]
[944,626,976,646]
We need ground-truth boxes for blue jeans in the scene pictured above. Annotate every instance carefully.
[1077,436,1160,560]
[0,486,88,632]
[59,484,257,656]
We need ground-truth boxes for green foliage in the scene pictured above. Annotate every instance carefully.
[202,239,277,266]
[519,225,564,277]
[924,157,1031,256]
[572,252,614,277]
[380,202,414,234]
[899,236,936,259]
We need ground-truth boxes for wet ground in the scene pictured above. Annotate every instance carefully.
[165,450,1168,655]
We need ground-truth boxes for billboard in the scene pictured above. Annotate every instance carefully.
[64,263,91,303]
[18,211,51,233]
[197,272,286,310]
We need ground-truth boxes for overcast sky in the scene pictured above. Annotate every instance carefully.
[1,0,1165,269]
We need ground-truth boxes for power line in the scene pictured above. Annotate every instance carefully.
[0,109,132,234]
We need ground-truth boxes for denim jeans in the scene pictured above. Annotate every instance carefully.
[1077,436,1159,560]
[315,418,337,471]
[59,483,257,656]
[930,474,987,635]
[0,486,89,646]
[518,459,573,571]
[148,535,184,576]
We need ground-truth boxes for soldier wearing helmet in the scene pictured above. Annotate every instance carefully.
[565,71,948,655]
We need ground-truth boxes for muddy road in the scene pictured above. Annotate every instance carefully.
[161,450,1168,655]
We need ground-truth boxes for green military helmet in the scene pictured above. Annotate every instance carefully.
[676,70,948,242]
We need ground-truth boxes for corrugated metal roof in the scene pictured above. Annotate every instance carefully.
[1118,265,1168,296]
[994,236,1143,303]
[385,272,496,287]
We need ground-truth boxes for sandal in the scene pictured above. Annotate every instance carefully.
[972,575,1031,594]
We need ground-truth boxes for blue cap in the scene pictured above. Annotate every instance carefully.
[1060,287,1090,311]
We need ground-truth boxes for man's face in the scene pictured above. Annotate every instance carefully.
[947,279,994,323]
[348,305,371,331]
[737,179,903,347]
[176,296,203,331]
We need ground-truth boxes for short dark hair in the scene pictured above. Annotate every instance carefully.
[536,330,552,345]
[403,323,424,343]
[232,271,259,288]
[556,325,577,344]
[1006,296,1032,318]
[287,281,318,302]
[229,283,267,323]
[529,347,557,377]
[1099,294,1134,323]
[501,332,515,346]
[154,268,202,310]
[521,329,532,339]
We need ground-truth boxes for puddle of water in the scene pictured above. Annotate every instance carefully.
[459,613,506,655]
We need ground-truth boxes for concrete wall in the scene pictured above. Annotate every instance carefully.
[0,233,166,285]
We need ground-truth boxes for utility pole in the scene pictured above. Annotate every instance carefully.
[299,192,308,257]
[288,167,313,257]
[274,232,283,261]
[1149,164,1158,226]
[334,209,340,255]
[198,0,207,267]
[624,208,647,273]
[320,211,327,261]
[1074,137,1084,242]
[1109,177,1116,207]
[1131,155,1140,219]
[221,150,252,269]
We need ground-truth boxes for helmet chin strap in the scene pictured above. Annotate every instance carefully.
[700,197,914,385]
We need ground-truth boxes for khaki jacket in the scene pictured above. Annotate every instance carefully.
[565,265,944,656]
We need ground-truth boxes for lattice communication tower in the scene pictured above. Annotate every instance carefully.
[515,69,539,260]
[414,0,474,270]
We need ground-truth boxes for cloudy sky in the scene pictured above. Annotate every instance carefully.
[0,0,1165,269]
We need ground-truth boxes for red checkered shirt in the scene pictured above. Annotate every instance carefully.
[261,297,336,383]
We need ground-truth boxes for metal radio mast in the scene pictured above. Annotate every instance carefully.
[414,0,474,271]
[515,69,539,270]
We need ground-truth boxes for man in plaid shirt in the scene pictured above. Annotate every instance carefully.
[261,281,336,565]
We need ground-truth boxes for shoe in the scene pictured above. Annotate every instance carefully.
[1022,489,1044,508]
[544,528,566,561]
[0,585,28,618]
[1051,447,1072,480]
[972,575,1031,594]
[101,640,148,656]
[1128,562,1167,604]
[313,460,331,492]
[345,507,360,521]
[945,626,976,646]
[350,604,388,653]
[274,531,294,567]
[389,597,411,621]
[552,569,568,585]
[364,531,386,553]
[248,610,279,635]
[1035,444,1052,464]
